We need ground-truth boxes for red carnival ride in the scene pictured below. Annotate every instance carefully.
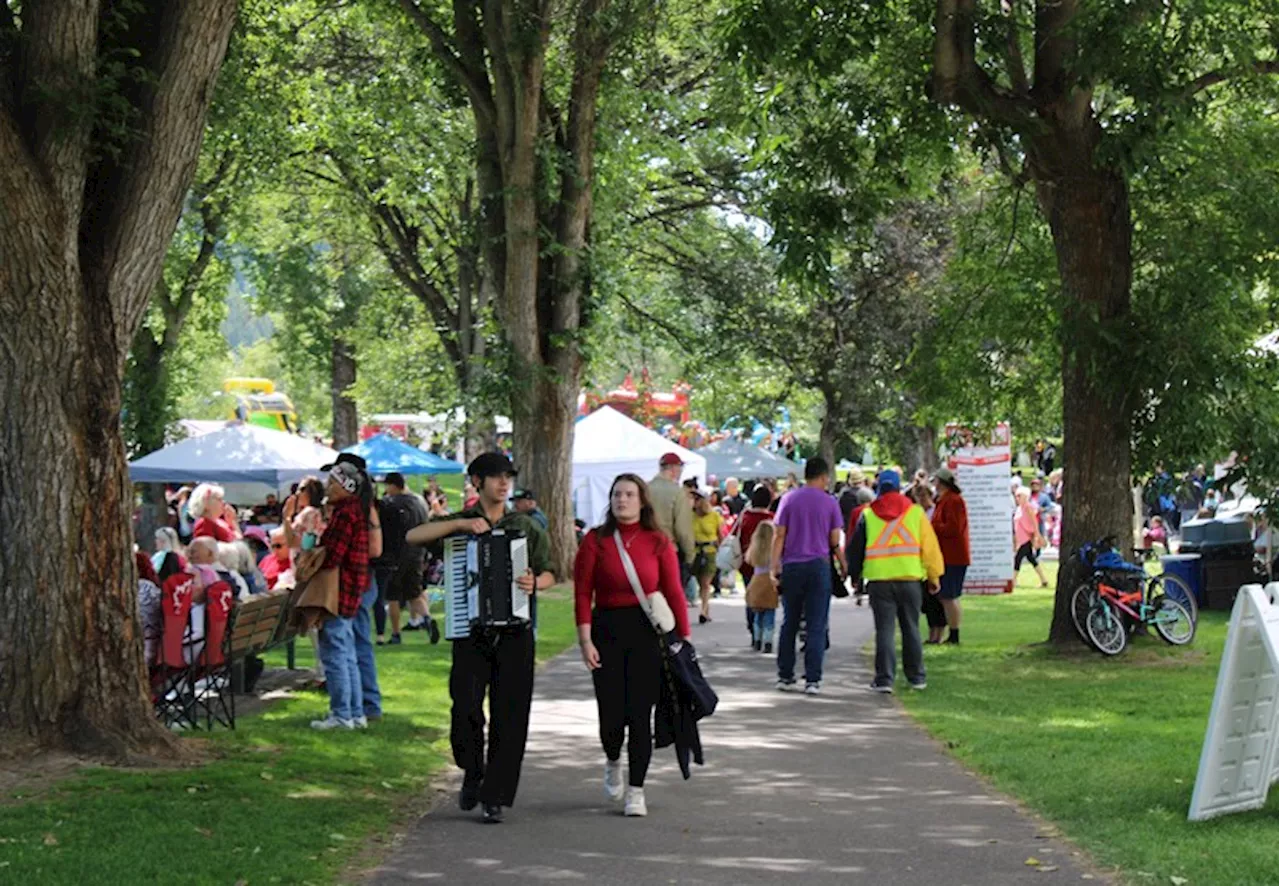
[581,371,692,428]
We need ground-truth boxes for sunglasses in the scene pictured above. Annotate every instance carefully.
[271,543,286,550]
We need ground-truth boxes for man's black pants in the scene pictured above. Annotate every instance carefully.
[449,628,535,807]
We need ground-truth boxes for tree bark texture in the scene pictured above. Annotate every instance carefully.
[0,0,238,754]
[331,337,359,448]
[818,389,840,479]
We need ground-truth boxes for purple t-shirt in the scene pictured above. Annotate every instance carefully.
[775,486,843,565]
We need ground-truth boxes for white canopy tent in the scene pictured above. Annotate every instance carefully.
[572,407,706,526]
[694,437,798,480]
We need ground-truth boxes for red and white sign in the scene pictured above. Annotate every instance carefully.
[945,423,1014,595]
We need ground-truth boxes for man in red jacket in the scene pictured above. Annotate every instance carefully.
[930,468,971,645]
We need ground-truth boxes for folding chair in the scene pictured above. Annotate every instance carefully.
[190,580,236,730]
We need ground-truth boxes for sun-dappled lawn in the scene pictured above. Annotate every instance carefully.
[900,565,1278,886]
[0,591,578,885]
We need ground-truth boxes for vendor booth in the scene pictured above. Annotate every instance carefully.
[693,437,797,480]
[573,407,705,526]
[343,433,464,476]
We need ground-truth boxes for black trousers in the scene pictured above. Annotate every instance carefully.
[449,628,535,807]
[591,607,662,787]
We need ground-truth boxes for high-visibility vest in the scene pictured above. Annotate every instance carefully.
[862,506,927,582]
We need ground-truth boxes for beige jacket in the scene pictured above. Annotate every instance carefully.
[648,474,695,564]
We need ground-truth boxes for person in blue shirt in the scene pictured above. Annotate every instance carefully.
[512,488,549,530]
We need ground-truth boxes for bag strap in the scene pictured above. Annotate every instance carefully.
[613,531,661,633]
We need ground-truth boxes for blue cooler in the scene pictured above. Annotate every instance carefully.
[1160,553,1203,607]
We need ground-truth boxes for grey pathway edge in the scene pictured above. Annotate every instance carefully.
[371,596,1098,885]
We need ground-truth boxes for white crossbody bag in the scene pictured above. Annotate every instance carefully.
[613,531,677,635]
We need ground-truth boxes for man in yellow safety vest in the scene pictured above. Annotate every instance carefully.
[846,469,944,693]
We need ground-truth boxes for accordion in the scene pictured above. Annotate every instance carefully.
[443,530,530,639]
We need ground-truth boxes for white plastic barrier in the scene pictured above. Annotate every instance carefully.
[1187,582,1280,821]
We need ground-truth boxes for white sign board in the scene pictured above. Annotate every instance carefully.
[944,423,1014,595]
[1188,583,1280,821]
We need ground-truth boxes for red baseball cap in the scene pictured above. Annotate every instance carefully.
[659,452,685,467]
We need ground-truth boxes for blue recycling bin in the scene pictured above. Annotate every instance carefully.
[1160,553,1203,608]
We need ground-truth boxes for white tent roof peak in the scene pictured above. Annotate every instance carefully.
[573,406,701,465]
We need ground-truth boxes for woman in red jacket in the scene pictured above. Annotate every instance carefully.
[930,468,971,645]
[575,474,692,819]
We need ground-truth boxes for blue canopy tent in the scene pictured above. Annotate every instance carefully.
[343,433,464,475]
[128,423,338,486]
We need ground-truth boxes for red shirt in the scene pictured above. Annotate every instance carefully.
[193,517,236,542]
[931,491,971,566]
[260,553,291,589]
[321,496,370,618]
[736,508,771,561]
[573,521,692,637]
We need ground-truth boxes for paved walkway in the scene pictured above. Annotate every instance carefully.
[372,596,1096,885]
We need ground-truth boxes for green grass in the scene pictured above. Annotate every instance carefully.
[0,591,578,885]
[900,565,1278,886]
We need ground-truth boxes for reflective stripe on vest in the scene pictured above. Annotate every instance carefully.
[862,507,927,581]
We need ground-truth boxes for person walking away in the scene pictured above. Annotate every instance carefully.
[848,470,944,693]
[838,468,866,525]
[743,520,779,652]
[311,461,374,730]
[735,486,775,642]
[771,457,844,696]
[1013,487,1049,587]
[649,452,696,594]
[691,490,723,624]
[574,474,692,817]
[845,485,876,606]
[512,488,549,530]
[909,483,947,645]
[931,468,970,645]
[378,472,430,645]
[406,453,554,824]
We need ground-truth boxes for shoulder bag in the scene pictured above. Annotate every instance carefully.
[613,531,677,635]
[715,515,745,573]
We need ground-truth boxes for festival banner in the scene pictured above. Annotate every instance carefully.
[944,423,1014,595]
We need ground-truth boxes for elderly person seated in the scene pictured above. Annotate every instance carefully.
[188,483,243,542]
[152,526,186,574]
[137,551,163,665]
[217,540,266,599]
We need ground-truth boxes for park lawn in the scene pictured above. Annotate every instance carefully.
[0,590,578,885]
[900,566,1278,886]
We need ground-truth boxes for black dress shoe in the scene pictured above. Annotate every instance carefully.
[482,803,504,824]
[459,772,482,811]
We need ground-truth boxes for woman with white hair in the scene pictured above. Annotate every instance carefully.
[189,482,242,542]
[1013,487,1048,588]
[217,541,266,598]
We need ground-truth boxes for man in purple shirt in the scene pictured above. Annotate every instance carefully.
[769,457,845,695]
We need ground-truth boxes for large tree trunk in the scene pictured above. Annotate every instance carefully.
[1036,153,1135,645]
[331,336,358,448]
[818,389,840,480]
[0,0,238,755]
[514,374,580,576]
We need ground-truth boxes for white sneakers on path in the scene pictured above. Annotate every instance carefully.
[604,759,624,801]
[624,786,647,817]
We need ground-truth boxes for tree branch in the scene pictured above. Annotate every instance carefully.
[931,0,1036,127]
[397,0,495,126]
[1001,0,1030,95]
[1180,59,1279,99]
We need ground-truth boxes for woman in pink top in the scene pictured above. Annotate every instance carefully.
[1013,487,1048,587]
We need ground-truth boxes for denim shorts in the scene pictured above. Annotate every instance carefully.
[938,565,967,600]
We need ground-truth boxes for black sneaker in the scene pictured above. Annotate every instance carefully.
[763,642,773,654]
[459,771,482,811]
[482,803,504,824]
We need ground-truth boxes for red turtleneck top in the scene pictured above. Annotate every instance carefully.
[573,521,692,637]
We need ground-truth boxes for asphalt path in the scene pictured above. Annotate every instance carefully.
[371,594,1098,885]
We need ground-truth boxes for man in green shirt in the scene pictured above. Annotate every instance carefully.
[407,452,554,825]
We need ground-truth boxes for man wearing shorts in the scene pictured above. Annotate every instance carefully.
[377,472,430,645]
[930,468,970,645]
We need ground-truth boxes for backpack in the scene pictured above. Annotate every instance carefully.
[378,496,416,564]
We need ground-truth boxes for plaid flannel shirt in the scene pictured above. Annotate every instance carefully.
[321,495,370,618]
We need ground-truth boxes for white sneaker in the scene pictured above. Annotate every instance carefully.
[310,714,355,730]
[352,715,369,729]
[604,759,624,801]
[624,786,647,817]
[804,683,821,696]
[776,680,796,692]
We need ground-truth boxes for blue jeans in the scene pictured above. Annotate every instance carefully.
[751,608,776,645]
[319,615,363,721]
[776,558,832,684]
[353,580,382,718]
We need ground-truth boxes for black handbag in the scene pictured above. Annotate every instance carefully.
[831,554,850,598]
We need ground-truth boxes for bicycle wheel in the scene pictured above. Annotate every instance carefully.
[1070,583,1098,643]
[1085,601,1127,656]
[1151,595,1196,646]
[1148,572,1198,623]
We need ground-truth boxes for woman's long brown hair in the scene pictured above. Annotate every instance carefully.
[596,473,659,538]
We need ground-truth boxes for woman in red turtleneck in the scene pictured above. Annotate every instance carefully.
[574,473,691,818]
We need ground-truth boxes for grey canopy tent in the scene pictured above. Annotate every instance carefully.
[693,438,798,480]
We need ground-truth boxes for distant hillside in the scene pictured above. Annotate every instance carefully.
[221,273,274,349]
